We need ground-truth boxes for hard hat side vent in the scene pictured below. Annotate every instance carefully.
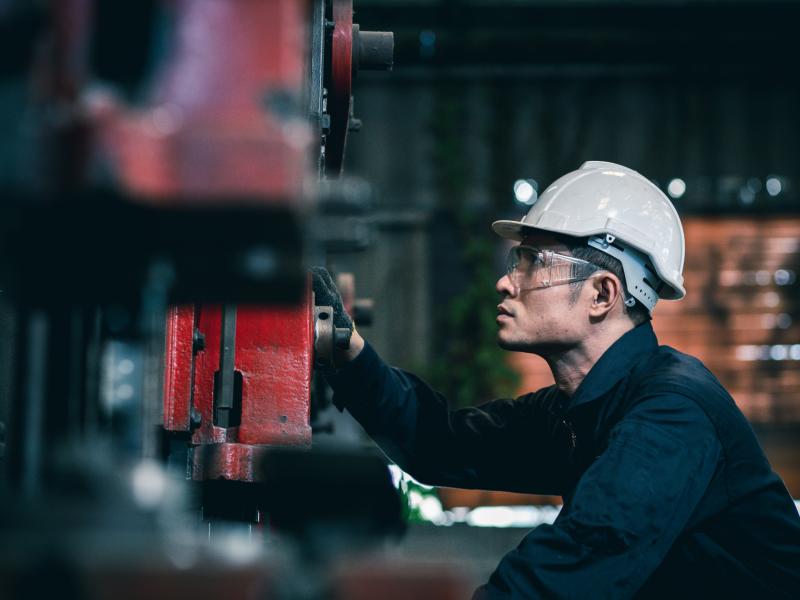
[587,235,661,313]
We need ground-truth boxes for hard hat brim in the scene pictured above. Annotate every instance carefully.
[491,219,528,242]
[492,219,565,244]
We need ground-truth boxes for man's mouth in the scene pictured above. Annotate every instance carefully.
[497,305,513,318]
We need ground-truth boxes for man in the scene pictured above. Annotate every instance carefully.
[313,161,800,598]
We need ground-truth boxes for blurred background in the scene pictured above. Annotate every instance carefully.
[0,0,798,596]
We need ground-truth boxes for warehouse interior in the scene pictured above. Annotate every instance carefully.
[0,1,798,598]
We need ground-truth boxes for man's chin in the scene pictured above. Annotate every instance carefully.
[497,336,529,352]
[497,334,550,355]
[499,335,570,358]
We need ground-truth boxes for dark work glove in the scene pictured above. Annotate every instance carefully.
[310,267,354,333]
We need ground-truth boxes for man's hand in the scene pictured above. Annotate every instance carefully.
[311,267,365,365]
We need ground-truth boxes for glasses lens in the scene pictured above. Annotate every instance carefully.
[506,246,541,289]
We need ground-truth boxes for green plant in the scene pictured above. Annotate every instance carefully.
[426,85,520,408]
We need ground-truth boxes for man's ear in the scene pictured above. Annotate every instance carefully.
[588,272,623,318]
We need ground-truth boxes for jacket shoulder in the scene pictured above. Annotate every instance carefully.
[629,346,734,408]
[629,345,780,501]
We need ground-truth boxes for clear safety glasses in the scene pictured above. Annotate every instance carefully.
[505,245,600,292]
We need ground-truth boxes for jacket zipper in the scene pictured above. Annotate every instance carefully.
[562,418,577,451]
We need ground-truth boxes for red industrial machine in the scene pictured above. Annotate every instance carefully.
[89,0,392,493]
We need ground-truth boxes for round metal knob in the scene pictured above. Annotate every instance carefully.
[353,26,394,74]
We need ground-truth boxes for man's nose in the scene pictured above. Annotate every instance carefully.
[496,273,517,297]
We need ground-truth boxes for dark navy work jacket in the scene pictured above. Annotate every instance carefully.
[326,323,800,599]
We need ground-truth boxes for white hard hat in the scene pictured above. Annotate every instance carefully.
[492,161,686,312]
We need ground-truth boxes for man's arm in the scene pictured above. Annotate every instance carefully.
[474,393,722,599]
[325,339,571,492]
[312,267,571,492]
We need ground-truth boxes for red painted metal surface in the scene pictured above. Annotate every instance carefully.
[232,302,314,446]
[326,0,353,175]
[93,0,313,203]
[192,443,267,483]
[163,305,196,432]
[169,286,313,481]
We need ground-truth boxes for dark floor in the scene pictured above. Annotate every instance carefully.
[385,522,531,586]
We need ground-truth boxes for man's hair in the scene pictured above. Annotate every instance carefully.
[553,233,651,326]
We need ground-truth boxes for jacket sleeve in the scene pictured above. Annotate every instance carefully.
[475,393,723,599]
[324,341,571,492]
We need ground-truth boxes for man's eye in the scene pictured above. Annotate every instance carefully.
[522,258,539,272]
[525,253,542,267]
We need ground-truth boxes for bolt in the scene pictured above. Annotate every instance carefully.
[334,327,352,350]
[355,30,394,72]
[190,407,202,429]
[193,329,206,353]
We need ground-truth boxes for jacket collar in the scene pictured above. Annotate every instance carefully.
[566,321,659,411]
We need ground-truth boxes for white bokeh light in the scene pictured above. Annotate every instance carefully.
[774,269,795,286]
[513,179,537,204]
[131,460,167,510]
[667,178,686,199]
[766,177,782,196]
